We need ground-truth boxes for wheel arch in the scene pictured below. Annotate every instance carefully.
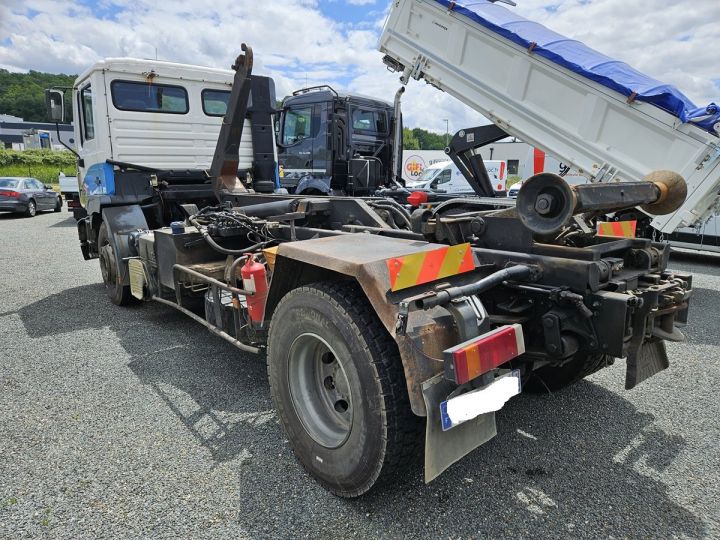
[295,176,331,195]
[266,234,456,417]
[99,205,149,285]
[265,257,348,322]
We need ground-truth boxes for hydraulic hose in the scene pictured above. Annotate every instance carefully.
[189,217,271,256]
[369,200,412,230]
[418,264,537,310]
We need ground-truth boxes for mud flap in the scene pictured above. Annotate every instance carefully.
[421,374,497,483]
[625,340,669,390]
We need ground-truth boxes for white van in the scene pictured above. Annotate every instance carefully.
[405,160,507,194]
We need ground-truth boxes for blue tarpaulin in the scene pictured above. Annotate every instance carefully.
[433,0,719,134]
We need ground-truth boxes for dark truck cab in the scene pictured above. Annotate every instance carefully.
[277,86,399,195]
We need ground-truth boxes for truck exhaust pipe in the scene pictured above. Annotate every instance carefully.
[391,86,405,187]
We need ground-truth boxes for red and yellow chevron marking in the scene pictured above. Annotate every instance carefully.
[386,243,475,292]
[597,220,637,238]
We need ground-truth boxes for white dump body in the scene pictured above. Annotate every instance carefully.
[379,0,720,233]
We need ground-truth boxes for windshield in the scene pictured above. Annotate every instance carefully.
[0,179,19,188]
[416,168,442,182]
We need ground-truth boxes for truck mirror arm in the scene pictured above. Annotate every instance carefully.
[54,121,83,164]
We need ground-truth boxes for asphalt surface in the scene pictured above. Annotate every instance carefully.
[1,210,718,539]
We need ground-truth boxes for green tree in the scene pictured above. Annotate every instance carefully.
[407,127,447,150]
[402,127,420,150]
[0,69,76,122]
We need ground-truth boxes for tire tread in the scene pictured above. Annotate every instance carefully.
[267,280,423,497]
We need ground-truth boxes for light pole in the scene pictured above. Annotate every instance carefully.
[443,119,449,146]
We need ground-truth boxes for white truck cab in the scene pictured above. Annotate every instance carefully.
[406,159,507,194]
[72,58,248,204]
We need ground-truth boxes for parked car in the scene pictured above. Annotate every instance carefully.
[507,180,523,198]
[0,177,62,217]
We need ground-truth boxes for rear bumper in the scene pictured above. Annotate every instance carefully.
[65,195,81,209]
[0,201,25,213]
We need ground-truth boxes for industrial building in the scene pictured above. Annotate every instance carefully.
[0,114,75,150]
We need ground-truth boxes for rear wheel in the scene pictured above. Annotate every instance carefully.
[97,222,134,306]
[267,281,422,497]
[24,199,36,218]
[523,352,612,393]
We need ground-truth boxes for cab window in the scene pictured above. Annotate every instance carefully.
[202,89,231,116]
[435,169,452,184]
[282,107,312,145]
[417,167,441,182]
[81,85,95,140]
[352,108,387,134]
[111,80,189,114]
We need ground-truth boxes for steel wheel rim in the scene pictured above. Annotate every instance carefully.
[28,201,35,216]
[99,243,116,286]
[287,333,353,448]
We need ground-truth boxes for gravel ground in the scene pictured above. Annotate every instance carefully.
[1,210,718,539]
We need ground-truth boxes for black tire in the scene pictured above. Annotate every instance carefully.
[523,352,612,393]
[97,222,134,306]
[24,199,36,218]
[267,281,423,497]
[253,180,276,193]
[54,196,63,212]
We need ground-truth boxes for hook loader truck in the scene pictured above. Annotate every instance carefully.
[44,0,708,497]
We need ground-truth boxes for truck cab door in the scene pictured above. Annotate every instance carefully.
[76,83,103,201]
[330,103,349,188]
[277,105,323,184]
[446,166,466,193]
[431,168,452,192]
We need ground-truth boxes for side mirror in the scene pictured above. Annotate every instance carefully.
[45,89,65,123]
[44,184,53,190]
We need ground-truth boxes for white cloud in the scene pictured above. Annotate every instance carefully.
[0,0,717,135]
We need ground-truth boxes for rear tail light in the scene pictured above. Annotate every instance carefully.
[444,324,525,384]
[0,190,20,198]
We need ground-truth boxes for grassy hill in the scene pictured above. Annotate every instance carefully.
[0,70,76,122]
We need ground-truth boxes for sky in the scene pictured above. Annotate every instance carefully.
[0,0,718,133]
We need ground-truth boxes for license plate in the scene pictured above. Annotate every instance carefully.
[440,370,521,431]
